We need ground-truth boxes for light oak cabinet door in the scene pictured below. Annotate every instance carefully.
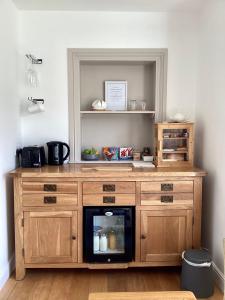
[24,211,77,264]
[140,209,192,263]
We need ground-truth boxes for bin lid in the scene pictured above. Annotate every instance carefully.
[184,249,212,264]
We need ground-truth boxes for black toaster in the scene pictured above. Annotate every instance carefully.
[16,146,46,168]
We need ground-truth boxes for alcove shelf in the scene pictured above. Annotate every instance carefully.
[68,48,168,163]
[78,160,137,164]
[80,110,156,115]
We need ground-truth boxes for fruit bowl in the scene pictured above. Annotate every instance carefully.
[82,148,100,161]
[82,153,100,161]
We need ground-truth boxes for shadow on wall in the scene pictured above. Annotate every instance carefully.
[194,119,204,168]
[202,174,215,252]
[195,120,214,254]
[4,172,15,271]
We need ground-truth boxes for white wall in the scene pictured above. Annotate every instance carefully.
[195,0,225,291]
[0,0,20,289]
[19,11,199,145]
[2,4,224,291]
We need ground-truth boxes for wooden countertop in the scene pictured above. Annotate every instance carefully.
[10,163,206,178]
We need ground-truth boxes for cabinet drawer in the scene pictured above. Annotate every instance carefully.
[83,182,135,194]
[141,181,193,193]
[83,194,135,206]
[23,194,78,207]
[141,193,193,206]
[22,181,78,194]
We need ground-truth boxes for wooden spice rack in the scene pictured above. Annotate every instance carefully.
[154,122,194,167]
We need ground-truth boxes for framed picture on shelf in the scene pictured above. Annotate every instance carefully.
[105,80,127,111]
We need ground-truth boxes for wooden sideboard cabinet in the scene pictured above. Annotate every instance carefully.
[11,164,206,280]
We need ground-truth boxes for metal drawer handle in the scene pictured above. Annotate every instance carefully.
[72,235,76,240]
[161,195,173,203]
[103,196,115,204]
[103,184,115,192]
[44,184,57,192]
[141,234,146,239]
[161,183,173,191]
[44,196,57,204]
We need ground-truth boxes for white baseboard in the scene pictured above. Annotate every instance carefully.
[212,262,224,293]
[0,254,15,289]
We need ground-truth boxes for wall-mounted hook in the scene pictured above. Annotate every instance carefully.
[27,97,45,113]
[26,54,42,64]
[28,97,45,104]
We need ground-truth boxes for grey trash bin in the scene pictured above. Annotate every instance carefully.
[181,249,214,298]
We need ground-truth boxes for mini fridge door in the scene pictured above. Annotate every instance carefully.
[83,206,134,263]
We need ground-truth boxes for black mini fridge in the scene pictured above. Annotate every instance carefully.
[83,206,135,263]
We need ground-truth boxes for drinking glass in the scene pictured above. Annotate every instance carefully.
[26,66,39,87]
[139,100,146,111]
[128,100,137,111]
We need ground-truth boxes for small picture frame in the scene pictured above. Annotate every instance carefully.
[105,81,127,111]
[120,147,133,160]
[102,147,119,161]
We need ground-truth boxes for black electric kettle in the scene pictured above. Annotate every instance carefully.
[47,141,70,165]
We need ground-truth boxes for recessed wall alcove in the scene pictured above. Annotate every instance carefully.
[68,49,168,162]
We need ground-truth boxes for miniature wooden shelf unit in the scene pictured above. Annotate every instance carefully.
[11,164,205,280]
[154,123,194,167]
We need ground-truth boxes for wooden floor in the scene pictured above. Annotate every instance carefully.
[0,268,223,300]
